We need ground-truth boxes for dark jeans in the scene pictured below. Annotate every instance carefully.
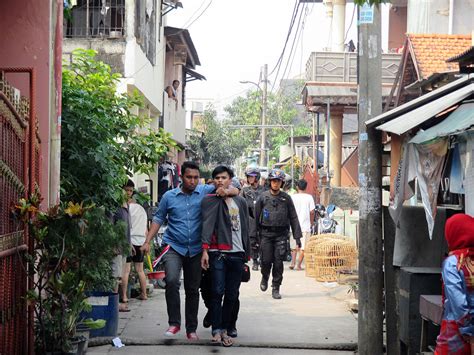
[209,252,244,335]
[163,247,202,332]
[260,233,288,287]
[201,269,240,330]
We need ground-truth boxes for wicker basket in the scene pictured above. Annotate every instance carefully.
[312,237,358,282]
[305,239,318,277]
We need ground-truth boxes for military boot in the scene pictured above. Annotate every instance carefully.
[272,286,282,299]
[260,277,268,292]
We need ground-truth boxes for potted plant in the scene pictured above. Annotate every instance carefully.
[15,192,124,354]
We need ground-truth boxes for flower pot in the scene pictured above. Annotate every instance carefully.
[75,326,90,353]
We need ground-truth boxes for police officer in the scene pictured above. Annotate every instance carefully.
[241,168,265,271]
[255,169,302,299]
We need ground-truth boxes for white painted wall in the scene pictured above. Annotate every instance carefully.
[123,0,165,115]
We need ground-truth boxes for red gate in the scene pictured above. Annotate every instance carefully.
[0,68,38,355]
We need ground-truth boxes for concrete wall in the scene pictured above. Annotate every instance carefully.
[0,0,59,207]
[388,4,407,51]
[163,50,186,145]
[407,0,474,35]
[341,148,358,187]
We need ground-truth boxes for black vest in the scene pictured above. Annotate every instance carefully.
[260,191,291,228]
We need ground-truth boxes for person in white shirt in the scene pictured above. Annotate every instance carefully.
[289,179,315,270]
[121,180,149,301]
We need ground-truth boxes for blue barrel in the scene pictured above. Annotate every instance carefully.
[81,291,119,338]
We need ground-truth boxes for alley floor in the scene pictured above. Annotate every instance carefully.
[88,263,358,354]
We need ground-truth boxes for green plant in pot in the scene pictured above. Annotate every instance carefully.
[15,192,126,354]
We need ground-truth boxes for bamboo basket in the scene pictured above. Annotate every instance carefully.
[305,240,318,277]
[307,233,348,244]
[313,238,358,282]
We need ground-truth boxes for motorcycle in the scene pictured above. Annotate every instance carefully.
[314,204,338,234]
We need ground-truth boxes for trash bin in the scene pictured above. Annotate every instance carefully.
[81,291,119,338]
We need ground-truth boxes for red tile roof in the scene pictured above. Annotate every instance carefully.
[407,34,472,79]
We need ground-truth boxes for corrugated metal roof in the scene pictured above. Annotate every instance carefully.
[375,83,474,135]
[366,75,473,128]
[409,102,474,144]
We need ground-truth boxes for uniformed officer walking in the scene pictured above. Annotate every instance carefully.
[240,168,265,271]
[255,169,302,299]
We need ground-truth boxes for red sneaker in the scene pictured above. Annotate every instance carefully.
[186,332,199,340]
[164,325,180,337]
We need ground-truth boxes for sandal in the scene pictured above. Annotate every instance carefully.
[137,294,148,301]
[289,265,295,270]
[119,303,130,312]
[221,333,233,347]
[211,333,221,344]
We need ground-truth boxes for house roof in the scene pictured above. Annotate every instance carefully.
[303,82,393,106]
[408,34,472,79]
[375,82,474,135]
[164,26,201,68]
[447,47,474,64]
[367,75,474,128]
[409,101,474,144]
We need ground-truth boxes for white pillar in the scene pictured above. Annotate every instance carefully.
[332,0,346,52]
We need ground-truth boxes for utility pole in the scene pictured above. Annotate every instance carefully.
[260,64,268,168]
[357,3,383,355]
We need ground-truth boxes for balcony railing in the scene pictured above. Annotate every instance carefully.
[306,51,402,84]
[65,0,125,39]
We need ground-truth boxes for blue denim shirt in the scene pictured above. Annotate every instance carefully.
[442,255,474,336]
[153,184,215,257]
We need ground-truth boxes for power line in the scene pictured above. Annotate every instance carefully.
[270,1,302,90]
[181,0,208,28]
[268,0,300,77]
[281,3,308,83]
[185,0,213,29]
[343,4,356,44]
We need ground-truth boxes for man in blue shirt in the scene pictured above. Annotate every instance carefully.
[141,161,237,340]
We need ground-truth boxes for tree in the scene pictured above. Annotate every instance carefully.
[61,49,177,209]
[353,0,387,5]
[223,80,311,170]
[188,106,245,167]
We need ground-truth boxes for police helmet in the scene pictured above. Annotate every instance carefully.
[245,167,260,181]
[268,169,286,181]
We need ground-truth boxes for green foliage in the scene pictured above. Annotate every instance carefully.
[61,49,177,210]
[187,107,246,166]
[189,82,307,171]
[353,0,388,5]
[15,192,124,353]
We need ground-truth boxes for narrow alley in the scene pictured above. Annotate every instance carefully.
[88,264,357,354]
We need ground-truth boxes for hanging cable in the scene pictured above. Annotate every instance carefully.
[181,0,209,28]
[343,4,356,45]
[268,0,301,77]
[270,2,303,91]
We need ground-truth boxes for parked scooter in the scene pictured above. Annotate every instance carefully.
[313,204,338,234]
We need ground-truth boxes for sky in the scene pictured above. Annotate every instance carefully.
[166,0,371,117]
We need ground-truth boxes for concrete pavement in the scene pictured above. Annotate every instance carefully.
[88,263,358,354]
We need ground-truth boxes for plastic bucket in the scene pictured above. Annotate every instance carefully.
[81,291,119,338]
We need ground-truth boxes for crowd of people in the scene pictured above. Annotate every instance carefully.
[113,161,318,346]
[112,161,474,351]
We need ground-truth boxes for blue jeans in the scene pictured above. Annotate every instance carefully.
[209,252,244,335]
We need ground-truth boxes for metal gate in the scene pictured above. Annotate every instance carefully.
[0,68,38,355]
